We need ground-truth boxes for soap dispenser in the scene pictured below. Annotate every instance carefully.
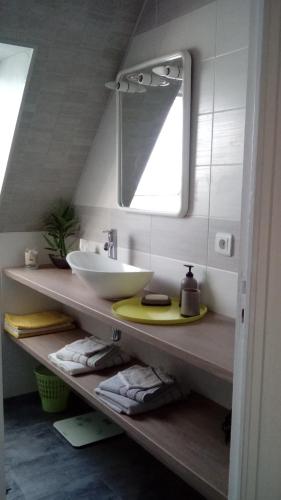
[179,265,198,306]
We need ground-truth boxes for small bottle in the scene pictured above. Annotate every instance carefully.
[25,248,39,270]
[179,265,198,306]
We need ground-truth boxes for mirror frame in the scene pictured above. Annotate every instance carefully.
[116,50,191,217]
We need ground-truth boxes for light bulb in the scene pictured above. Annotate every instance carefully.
[137,72,169,87]
[105,81,146,93]
[152,65,183,80]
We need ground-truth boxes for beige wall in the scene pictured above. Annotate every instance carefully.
[0,233,58,398]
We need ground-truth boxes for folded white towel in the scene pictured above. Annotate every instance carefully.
[48,352,93,375]
[118,364,174,390]
[48,347,131,376]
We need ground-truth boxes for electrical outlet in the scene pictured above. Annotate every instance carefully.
[215,233,233,256]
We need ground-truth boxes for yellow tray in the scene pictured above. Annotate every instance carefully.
[112,297,208,325]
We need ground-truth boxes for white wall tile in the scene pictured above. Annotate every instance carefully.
[117,247,151,270]
[149,253,238,320]
[193,113,213,166]
[214,49,248,111]
[189,166,210,217]
[79,238,104,254]
[150,253,206,296]
[212,109,246,165]
[216,0,250,55]
[79,239,151,270]
[192,58,215,114]
[110,209,151,253]
[204,266,238,318]
[210,164,243,220]
[151,215,209,264]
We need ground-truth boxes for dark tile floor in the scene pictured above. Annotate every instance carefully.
[4,392,205,500]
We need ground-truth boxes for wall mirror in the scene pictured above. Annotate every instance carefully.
[116,51,191,216]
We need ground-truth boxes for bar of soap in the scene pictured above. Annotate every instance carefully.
[141,294,171,306]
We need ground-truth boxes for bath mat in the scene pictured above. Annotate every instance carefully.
[53,411,123,447]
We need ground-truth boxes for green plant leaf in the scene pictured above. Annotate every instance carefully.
[66,239,77,251]
[42,200,79,257]
[43,235,57,250]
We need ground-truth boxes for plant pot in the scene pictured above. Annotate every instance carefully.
[49,254,70,269]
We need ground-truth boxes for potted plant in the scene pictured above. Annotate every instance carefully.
[42,201,80,269]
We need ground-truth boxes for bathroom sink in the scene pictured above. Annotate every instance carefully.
[66,251,154,300]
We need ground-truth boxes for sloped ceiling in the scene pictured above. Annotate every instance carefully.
[0,0,144,231]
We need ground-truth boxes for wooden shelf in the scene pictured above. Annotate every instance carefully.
[5,267,235,382]
[8,329,229,500]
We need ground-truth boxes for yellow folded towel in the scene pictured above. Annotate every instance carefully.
[4,322,75,339]
[5,311,74,330]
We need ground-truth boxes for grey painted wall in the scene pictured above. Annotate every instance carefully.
[0,0,144,232]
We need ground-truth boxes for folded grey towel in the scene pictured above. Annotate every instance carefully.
[56,336,112,364]
[99,372,172,403]
[118,364,173,390]
[86,348,131,369]
[57,344,115,366]
[95,384,183,415]
[65,336,111,354]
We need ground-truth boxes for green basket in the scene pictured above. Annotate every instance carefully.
[34,365,70,413]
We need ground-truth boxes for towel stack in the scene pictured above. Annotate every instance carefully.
[95,364,184,415]
[4,311,75,339]
[48,336,130,376]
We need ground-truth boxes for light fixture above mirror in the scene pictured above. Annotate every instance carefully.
[126,72,170,87]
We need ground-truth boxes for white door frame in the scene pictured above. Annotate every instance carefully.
[229,0,281,498]
[0,312,5,498]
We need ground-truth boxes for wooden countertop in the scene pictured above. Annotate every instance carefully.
[5,267,235,382]
[8,329,229,500]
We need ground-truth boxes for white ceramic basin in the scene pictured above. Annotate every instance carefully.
[66,251,154,300]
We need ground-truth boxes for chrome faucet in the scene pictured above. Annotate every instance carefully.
[103,229,117,260]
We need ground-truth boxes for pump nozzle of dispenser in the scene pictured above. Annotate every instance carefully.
[184,265,194,277]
